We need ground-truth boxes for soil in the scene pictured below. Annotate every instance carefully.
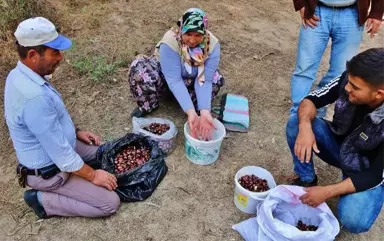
[0,0,383,240]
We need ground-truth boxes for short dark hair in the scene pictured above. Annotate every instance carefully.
[16,42,48,59]
[346,48,384,86]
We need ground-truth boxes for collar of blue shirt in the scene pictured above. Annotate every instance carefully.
[17,61,47,86]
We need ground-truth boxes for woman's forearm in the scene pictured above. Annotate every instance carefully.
[159,44,194,112]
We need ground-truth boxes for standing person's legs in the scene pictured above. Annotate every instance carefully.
[286,114,341,182]
[290,5,332,114]
[316,5,363,117]
[128,55,165,113]
[317,5,364,89]
[338,184,384,233]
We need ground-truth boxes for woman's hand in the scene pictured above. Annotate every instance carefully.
[199,110,216,141]
[187,109,199,139]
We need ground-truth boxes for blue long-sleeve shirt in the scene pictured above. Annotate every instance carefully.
[159,43,220,112]
[4,61,84,172]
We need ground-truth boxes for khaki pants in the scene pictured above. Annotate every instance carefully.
[26,140,120,217]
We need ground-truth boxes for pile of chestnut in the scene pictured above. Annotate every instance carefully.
[114,145,151,174]
[144,123,170,135]
[238,174,270,192]
[296,220,318,231]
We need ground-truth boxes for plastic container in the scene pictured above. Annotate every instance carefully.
[132,117,178,155]
[184,118,226,165]
[234,166,277,214]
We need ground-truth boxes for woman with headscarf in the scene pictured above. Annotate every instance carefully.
[128,8,224,140]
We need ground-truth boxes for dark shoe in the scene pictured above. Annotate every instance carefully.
[131,106,158,118]
[24,189,49,219]
[131,107,147,118]
[290,175,318,187]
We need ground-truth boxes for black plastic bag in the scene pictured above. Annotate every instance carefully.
[96,133,168,202]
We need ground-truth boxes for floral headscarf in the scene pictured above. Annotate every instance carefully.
[174,8,210,86]
[180,8,207,35]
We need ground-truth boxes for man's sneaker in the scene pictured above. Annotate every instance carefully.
[290,175,318,187]
[24,189,49,219]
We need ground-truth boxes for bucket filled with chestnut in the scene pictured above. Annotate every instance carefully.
[234,166,276,214]
[132,117,178,155]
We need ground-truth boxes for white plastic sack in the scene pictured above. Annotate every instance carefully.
[132,117,178,155]
[233,185,340,241]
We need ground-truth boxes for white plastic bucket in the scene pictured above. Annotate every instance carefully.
[184,118,226,165]
[234,166,277,214]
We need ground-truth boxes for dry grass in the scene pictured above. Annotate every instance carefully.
[0,0,69,78]
[0,0,53,38]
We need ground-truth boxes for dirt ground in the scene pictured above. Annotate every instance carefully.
[0,0,383,240]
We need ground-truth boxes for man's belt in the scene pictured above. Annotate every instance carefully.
[24,167,43,176]
[16,164,61,188]
[318,2,356,9]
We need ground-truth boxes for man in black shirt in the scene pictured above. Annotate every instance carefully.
[286,48,384,234]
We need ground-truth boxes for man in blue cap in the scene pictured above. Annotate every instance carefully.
[4,17,120,218]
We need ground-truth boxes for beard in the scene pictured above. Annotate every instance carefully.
[37,61,60,76]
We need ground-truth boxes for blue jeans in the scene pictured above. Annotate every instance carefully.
[286,114,384,233]
[290,4,364,114]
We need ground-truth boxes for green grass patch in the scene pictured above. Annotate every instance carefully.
[72,56,124,82]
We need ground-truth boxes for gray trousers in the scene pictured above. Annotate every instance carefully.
[26,140,120,217]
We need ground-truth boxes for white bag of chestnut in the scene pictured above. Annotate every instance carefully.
[233,185,340,241]
[132,117,178,155]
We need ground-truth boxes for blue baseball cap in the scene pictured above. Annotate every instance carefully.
[14,17,72,50]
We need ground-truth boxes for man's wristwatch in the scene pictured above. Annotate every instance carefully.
[75,127,81,134]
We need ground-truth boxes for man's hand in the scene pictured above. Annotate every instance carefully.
[77,130,101,146]
[91,169,118,191]
[366,18,382,38]
[300,7,320,29]
[73,164,117,191]
[199,110,217,141]
[187,109,199,139]
[300,186,331,207]
[300,178,356,208]
[294,124,320,163]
